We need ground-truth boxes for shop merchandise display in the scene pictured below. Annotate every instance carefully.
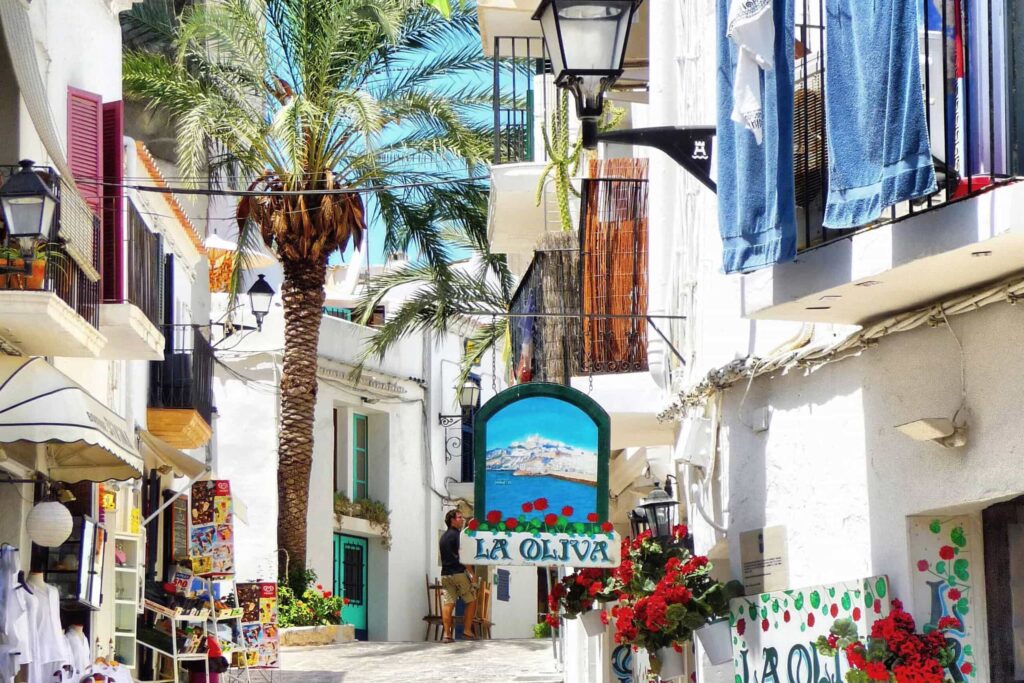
[63,626,89,678]
[0,546,76,683]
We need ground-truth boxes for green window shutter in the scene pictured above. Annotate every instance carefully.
[352,414,368,500]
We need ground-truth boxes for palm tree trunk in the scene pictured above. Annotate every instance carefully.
[277,257,327,576]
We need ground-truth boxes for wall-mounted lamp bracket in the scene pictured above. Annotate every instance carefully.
[597,126,717,193]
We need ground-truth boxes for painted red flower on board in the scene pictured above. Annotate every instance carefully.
[601,522,614,533]
[533,498,549,511]
[947,588,962,601]
[467,518,479,531]
[735,618,745,636]
[939,545,956,560]
[486,510,502,525]
[587,512,599,523]
[544,513,559,527]
[522,502,534,513]
[505,518,518,530]
[562,506,574,517]
[917,559,929,571]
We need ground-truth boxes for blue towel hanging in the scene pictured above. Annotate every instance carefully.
[716,0,797,274]
[823,0,937,228]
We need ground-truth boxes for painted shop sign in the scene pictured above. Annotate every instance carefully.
[460,383,620,568]
[728,575,891,683]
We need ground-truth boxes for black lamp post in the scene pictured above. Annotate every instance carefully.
[246,274,275,331]
[440,374,482,479]
[0,160,57,256]
[628,481,681,541]
[532,0,642,149]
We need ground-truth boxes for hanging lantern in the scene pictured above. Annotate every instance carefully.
[26,500,73,547]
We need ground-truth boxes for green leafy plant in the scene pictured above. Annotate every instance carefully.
[334,492,392,550]
[277,572,349,628]
[533,619,553,639]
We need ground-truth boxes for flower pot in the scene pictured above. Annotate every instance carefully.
[652,647,686,681]
[695,618,733,665]
[579,609,605,637]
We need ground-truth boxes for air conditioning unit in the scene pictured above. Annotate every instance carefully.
[675,417,714,469]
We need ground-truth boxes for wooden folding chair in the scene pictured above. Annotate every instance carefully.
[423,575,444,641]
[474,578,494,639]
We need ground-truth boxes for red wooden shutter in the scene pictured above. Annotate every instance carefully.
[102,101,124,301]
[66,87,103,215]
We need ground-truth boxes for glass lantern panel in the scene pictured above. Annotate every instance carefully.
[550,1,633,73]
[2,197,44,238]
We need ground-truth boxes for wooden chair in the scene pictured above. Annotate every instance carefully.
[423,575,444,641]
[473,578,495,639]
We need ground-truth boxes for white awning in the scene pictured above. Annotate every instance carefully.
[138,430,210,479]
[0,357,143,482]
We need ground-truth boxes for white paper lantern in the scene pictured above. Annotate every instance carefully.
[26,501,73,547]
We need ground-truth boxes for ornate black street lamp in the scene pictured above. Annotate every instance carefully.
[440,375,483,481]
[247,274,275,331]
[0,160,58,255]
[532,0,642,149]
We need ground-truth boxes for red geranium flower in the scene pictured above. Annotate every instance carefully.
[534,498,549,511]
[938,616,960,630]
[587,512,599,523]
[323,591,332,598]
[562,506,574,517]
[343,597,350,605]
[601,521,614,533]
[939,545,956,560]
[467,518,479,530]
[505,517,518,530]
[865,662,889,681]
[544,513,559,527]
[316,584,323,590]
[522,502,534,513]
[486,510,503,524]
[947,588,962,601]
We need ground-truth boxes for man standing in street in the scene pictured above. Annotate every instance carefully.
[439,509,477,642]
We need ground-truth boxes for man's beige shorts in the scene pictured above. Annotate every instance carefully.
[441,572,476,605]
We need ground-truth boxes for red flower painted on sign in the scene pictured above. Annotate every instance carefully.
[961,663,973,674]
[562,506,574,517]
[533,498,549,511]
[736,618,746,636]
[486,510,502,524]
[917,559,929,571]
[807,613,815,627]
[783,610,790,623]
[587,512,599,523]
[544,513,559,527]
[467,519,479,530]
[939,545,956,560]
[830,604,839,617]
[947,588,962,601]
[601,522,614,533]
[761,619,770,632]
[522,502,534,513]
[505,518,518,530]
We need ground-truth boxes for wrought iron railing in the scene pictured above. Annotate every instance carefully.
[150,325,215,424]
[492,36,550,165]
[113,203,164,327]
[579,177,649,374]
[794,0,1013,251]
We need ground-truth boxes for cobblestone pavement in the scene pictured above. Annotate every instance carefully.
[275,639,563,683]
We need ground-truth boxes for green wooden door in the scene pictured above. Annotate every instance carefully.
[333,533,368,640]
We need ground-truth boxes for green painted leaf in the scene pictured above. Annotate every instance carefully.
[748,605,756,620]
[957,597,969,614]
[795,593,805,610]
[963,645,973,656]
[735,676,743,683]
[875,578,887,598]
[810,591,821,608]
[864,592,874,608]
[930,519,942,533]
[761,607,768,619]
[800,624,806,632]
[951,526,967,547]
[761,594,771,603]
[954,559,970,581]
[772,600,780,613]
[841,593,852,610]
[936,561,946,574]
[828,587,836,598]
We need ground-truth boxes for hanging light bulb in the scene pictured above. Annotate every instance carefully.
[26,500,73,547]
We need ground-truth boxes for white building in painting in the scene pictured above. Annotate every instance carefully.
[480,1,1024,683]
[213,257,539,642]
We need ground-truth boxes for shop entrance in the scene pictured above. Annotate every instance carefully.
[333,533,368,639]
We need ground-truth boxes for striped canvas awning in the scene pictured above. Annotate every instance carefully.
[0,357,143,482]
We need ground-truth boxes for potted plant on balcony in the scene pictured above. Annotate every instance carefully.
[605,525,742,679]
[0,242,63,290]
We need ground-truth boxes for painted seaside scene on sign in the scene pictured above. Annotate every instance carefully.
[485,395,598,525]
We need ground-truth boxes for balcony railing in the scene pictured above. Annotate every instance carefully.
[492,36,550,164]
[794,0,1013,251]
[150,325,214,424]
[111,203,164,327]
[580,176,649,374]
[509,173,650,382]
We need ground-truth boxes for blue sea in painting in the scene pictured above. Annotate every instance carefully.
[485,470,597,525]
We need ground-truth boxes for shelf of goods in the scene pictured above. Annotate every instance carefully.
[112,533,142,670]
[136,599,211,683]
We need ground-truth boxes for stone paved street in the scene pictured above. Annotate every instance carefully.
[276,639,563,683]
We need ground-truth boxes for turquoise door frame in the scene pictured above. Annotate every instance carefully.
[333,533,368,640]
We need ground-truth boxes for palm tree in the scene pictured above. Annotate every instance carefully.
[123,0,493,574]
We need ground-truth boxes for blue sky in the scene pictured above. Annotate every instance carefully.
[486,397,598,452]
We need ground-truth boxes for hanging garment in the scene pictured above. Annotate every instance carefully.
[24,576,68,683]
[63,628,89,679]
[822,0,936,228]
[716,0,797,274]
[0,546,16,635]
[727,0,775,143]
